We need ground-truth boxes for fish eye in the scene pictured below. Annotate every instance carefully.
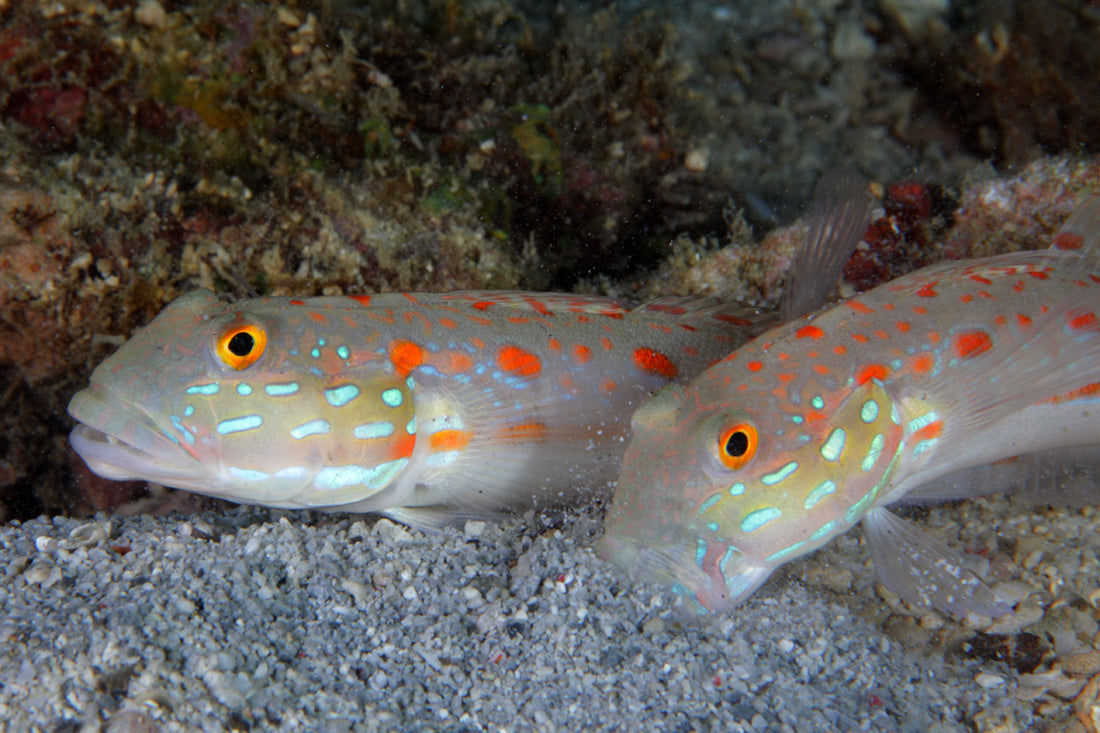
[718,423,757,470]
[216,324,266,370]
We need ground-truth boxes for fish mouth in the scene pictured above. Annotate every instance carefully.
[68,384,204,486]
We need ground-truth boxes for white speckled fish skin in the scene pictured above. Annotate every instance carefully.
[599,197,1100,617]
[68,288,767,528]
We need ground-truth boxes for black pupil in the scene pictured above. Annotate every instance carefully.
[725,431,749,457]
[227,331,254,357]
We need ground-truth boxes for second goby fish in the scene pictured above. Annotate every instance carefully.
[600,196,1100,617]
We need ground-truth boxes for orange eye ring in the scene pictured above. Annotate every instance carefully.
[216,324,267,370]
[718,423,757,470]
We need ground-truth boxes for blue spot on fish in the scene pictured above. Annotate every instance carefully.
[803,479,837,510]
[325,384,360,407]
[695,538,707,569]
[860,399,879,423]
[291,419,330,440]
[821,428,846,462]
[237,383,252,396]
[811,395,825,410]
[187,384,219,396]
[861,433,886,472]
[337,345,350,359]
[183,405,195,417]
[229,467,269,482]
[700,493,723,513]
[265,383,300,397]
[765,541,807,564]
[728,482,746,496]
[314,458,408,492]
[740,507,781,533]
[217,415,263,435]
[761,461,798,486]
[381,388,403,408]
[353,422,394,440]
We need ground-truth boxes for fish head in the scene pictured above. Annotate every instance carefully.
[600,362,904,611]
[68,290,418,508]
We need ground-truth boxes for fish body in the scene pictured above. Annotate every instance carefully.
[600,197,1100,616]
[69,288,763,527]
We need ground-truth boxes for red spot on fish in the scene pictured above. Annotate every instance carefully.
[402,293,421,305]
[601,337,614,351]
[290,299,306,306]
[912,306,928,315]
[389,339,424,376]
[847,301,874,315]
[960,294,974,304]
[1028,270,1049,280]
[680,324,698,332]
[747,360,763,372]
[499,346,542,376]
[856,364,889,385]
[953,331,992,358]
[601,378,618,394]
[851,333,869,344]
[912,354,934,374]
[508,315,529,324]
[573,344,592,364]
[439,317,457,329]
[796,325,824,340]
[1068,311,1098,331]
[430,429,472,453]
[1013,280,1026,292]
[576,314,590,323]
[1050,382,1100,404]
[777,373,796,383]
[472,301,494,311]
[348,295,371,307]
[969,274,993,285]
[431,350,473,375]
[916,281,938,297]
[994,314,1007,327]
[873,329,889,340]
[308,311,327,324]
[548,338,562,351]
[833,344,848,355]
[471,337,486,350]
[1053,232,1085,250]
[633,348,678,378]
[895,321,910,333]
[812,364,830,375]
[928,331,941,344]
[467,315,493,326]
[778,352,791,361]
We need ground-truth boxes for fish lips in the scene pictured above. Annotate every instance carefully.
[68,385,203,486]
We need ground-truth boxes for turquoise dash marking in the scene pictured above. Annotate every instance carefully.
[291,419,330,440]
[804,479,837,510]
[706,522,719,532]
[765,541,807,564]
[811,395,825,410]
[719,546,738,576]
[811,520,838,541]
[186,384,219,396]
[821,428,846,462]
[265,382,300,397]
[318,338,326,347]
[906,411,939,434]
[891,404,901,425]
[913,438,938,457]
[314,458,408,492]
[728,482,746,496]
[229,467,269,482]
[337,345,350,359]
[791,414,804,425]
[353,422,394,440]
[406,376,415,391]
[311,348,321,358]
[740,507,781,533]
[406,416,417,435]
[860,399,879,423]
[695,538,707,569]
[183,405,195,417]
[861,433,886,472]
[325,384,360,407]
[700,493,723,514]
[761,461,798,486]
[216,415,262,435]
[237,383,252,396]
[381,388,404,407]
[846,485,880,524]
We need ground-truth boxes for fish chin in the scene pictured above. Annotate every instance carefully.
[68,386,204,487]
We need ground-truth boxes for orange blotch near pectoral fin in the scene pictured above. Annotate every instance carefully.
[856,363,889,385]
[389,433,417,461]
[389,339,424,377]
[912,420,943,443]
[430,429,472,453]
[498,345,542,377]
[632,347,677,378]
[953,331,992,358]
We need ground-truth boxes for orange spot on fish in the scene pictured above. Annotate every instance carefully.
[389,339,424,376]
[912,420,943,442]
[633,348,678,378]
[777,373,796,383]
[994,314,1007,327]
[467,315,493,326]
[778,352,791,361]
[833,344,848,355]
[508,315,529,324]
[851,333,869,344]
[348,295,371,306]
[1053,232,1085,250]
[548,338,562,352]
[1013,280,1026,292]
[911,305,928,315]
[747,360,763,372]
[431,350,473,375]
[969,274,993,285]
[601,337,614,351]
[402,293,421,305]
[1069,312,1098,330]
[812,364,830,375]
[916,281,938,297]
[1049,382,1100,404]
[390,433,416,461]
[911,354,934,374]
[573,344,592,364]
[796,325,824,340]
[439,317,457,329]
[471,337,486,350]
[873,329,889,340]
[847,301,874,315]
[308,311,327,324]
[601,378,618,394]
[856,364,888,385]
[715,314,755,327]
[895,321,910,333]
[430,429,472,453]
[290,299,306,306]
[928,331,941,344]
[953,331,992,358]
[499,345,542,376]
[1028,270,1050,280]
[472,301,494,311]
[960,294,974,304]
